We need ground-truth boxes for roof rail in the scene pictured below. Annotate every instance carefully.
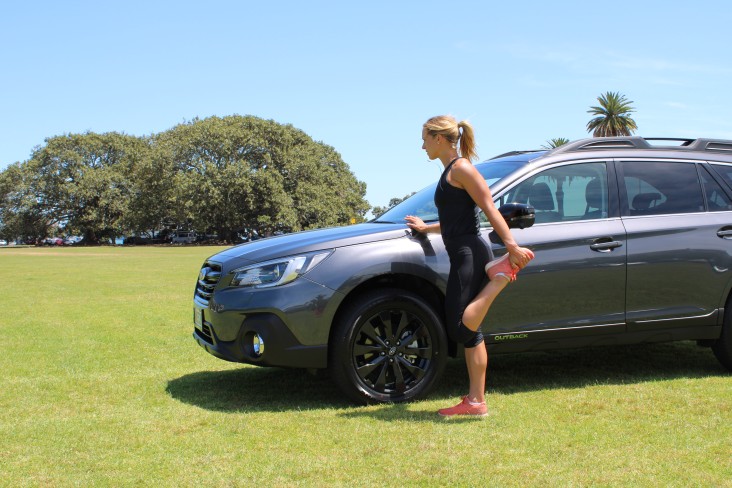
[643,137,695,146]
[685,139,732,153]
[489,149,544,160]
[547,136,732,155]
[548,137,649,154]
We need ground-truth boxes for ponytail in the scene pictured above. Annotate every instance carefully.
[457,120,478,162]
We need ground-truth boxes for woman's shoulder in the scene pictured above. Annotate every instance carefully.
[449,158,483,189]
[450,158,477,177]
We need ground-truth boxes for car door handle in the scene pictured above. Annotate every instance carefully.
[590,239,623,252]
[717,227,732,239]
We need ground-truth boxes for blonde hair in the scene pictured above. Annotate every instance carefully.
[423,115,478,162]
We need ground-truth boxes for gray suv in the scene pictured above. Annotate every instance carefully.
[192,136,732,403]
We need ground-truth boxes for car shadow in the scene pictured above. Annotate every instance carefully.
[166,366,351,413]
[477,340,726,395]
[166,342,728,415]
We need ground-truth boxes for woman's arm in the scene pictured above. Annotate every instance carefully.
[405,215,440,234]
[450,159,533,268]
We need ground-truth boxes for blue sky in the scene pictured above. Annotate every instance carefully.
[2,0,731,210]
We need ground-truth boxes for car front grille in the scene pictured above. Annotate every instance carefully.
[195,262,222,305]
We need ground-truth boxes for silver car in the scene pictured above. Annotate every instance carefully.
[192,136,732,403]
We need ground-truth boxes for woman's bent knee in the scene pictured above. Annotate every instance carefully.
[456,322,484,348]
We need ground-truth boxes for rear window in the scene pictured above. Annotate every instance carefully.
[710,163,732,190]
[620,161,704,216]
[701,165,732,211]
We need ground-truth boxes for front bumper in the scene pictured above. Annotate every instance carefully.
[193,311,328,368]
[192,276,340,369]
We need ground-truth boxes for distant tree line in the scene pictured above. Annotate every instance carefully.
[371,192,416,218]
[0,115,370,244]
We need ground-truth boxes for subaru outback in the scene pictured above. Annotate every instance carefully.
[192,136,732,404]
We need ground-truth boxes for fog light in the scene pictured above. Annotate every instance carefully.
[253,333,265,357]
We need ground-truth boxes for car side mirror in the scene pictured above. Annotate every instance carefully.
[499,202,535,229]
[489,203,535,244]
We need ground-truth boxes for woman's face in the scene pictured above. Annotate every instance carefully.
[421,128,439,160]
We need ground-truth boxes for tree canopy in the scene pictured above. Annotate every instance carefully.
[0,115,369,243]
[541,138,570,149]
[586,91,638,137]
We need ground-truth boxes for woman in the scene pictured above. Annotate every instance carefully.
[405,115,534,417]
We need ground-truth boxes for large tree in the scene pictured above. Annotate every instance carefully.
[157,115,369,240]
[22,132,149,243]
[586,91,638,137]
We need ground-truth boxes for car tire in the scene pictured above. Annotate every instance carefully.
[712,296,732,371]
[329,288,447,404]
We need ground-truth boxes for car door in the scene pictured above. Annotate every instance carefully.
[484,160,627,342]
[618,159,732,332]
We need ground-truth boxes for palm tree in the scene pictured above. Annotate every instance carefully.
[542,138,570,149]
[586,91,638,137]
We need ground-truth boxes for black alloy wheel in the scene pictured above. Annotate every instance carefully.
[329,288,447,404]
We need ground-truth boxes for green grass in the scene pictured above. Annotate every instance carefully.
[1,246,730,487]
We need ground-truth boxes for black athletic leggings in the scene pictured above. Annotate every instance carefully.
[444,234,494,348]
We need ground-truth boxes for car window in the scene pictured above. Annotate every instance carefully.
[497,162,609,224]
[372,183,439,223]
[709,163,732,191]
[700,165,732,211]
[621,161,704,216]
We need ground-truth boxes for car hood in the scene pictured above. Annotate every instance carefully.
[209,223,409,265]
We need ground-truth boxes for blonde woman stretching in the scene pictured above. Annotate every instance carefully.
[406,115,534,417]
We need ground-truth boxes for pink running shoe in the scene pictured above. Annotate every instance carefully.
[484,254,517,282]
[438,396,488,418]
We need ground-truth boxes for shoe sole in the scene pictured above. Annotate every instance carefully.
[484,254,509,273]
[438,412,489,418]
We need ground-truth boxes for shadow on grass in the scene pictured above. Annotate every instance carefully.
[166,366,350,413]
[482,341,727,395]
[167,341,729,414]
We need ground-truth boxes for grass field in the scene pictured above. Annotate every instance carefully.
[1,246,730,487]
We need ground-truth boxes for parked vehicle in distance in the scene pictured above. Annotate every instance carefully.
[172,231,197,244]
[63,236,83,246]
[192,136,732,404]
[42,237,64,246]
[0,239,7,246]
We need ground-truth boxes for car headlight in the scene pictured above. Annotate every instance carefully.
[230,250,333,288]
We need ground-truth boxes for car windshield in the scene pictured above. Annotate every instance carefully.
[373,159,529,223]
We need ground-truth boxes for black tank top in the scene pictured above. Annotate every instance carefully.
[434,158,480,240]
